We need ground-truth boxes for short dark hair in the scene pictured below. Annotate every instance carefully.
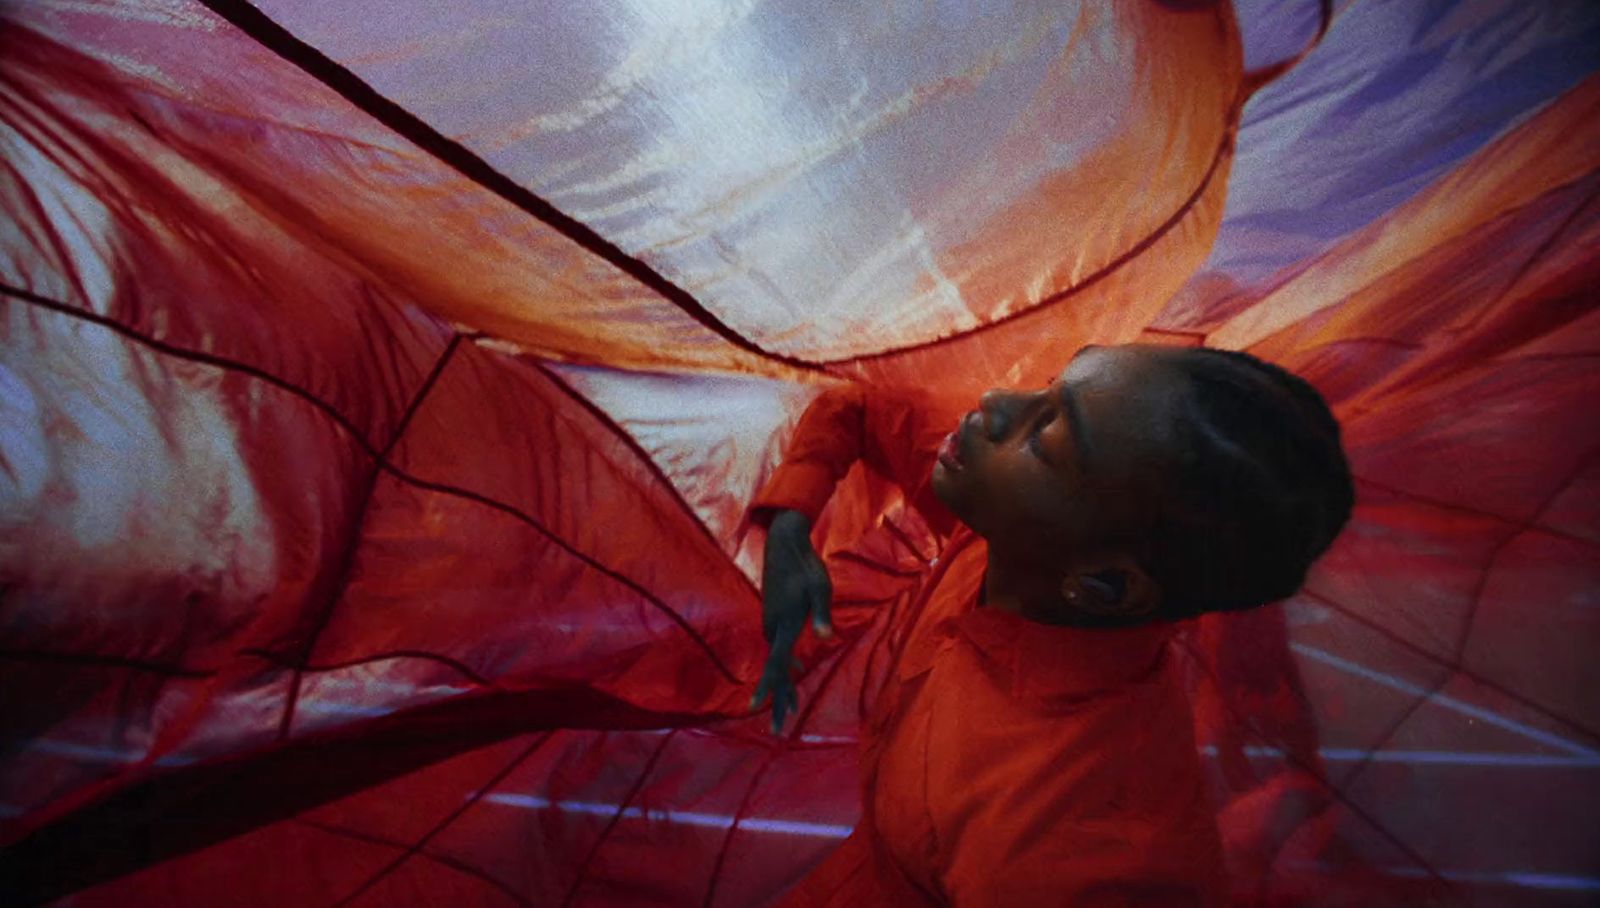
[1142,349,1354,620]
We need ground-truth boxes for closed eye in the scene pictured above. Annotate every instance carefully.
[1026,414,1051,460]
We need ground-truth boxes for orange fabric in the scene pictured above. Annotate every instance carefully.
[751,385,957,536]
[6,2,1598,904]
[770,826,932,907]
[757,389,1226,907]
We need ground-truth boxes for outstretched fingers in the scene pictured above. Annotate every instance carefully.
[751,635,811,734]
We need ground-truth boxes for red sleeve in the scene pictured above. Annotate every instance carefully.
[750,384,952,529]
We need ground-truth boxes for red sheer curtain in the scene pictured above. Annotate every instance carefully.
[2,1,1596,905]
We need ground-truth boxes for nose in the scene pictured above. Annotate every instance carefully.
[978,388,1037,441]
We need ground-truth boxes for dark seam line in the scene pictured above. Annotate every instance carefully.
[22,14,1250,381]
[703,622,869,908]
[1453,525,1534,662]
[6,287,742,689]
[382,463,744,686]
[240,646,498,691]
[818,101,1238,366]
[189,0,1242,372]
[295,818,534,908]
[1298,588,1600,745]
[0,648,214,678]
[1352,475,1597,551]
[881,515,934,565]
[1436,198,1600,660]
[329,730,552,908]
[1451,449,1599,672]
[1239,0,1333,94]
[275,467,379,741]
[1178,638,1460,902]
[830,549,923,579]
[1235,167,1600,368]
[526,358,761,601]
[1333,672,1453,792]
[1504,351,1600,364]
[1138,326,1209,340]
[558,730,677,908]
[1303,336,1425,353]
[277,334,464,741]
[1324,178,1600,421]
[0,282,380,456]
[380,334,463,459]
[1455,178,1600,336]
[699,749,781,908]
[790,611,873,739]
[191,0,820,374]
[1263,741,1460,904]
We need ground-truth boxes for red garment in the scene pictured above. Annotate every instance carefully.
[754,386,1226,907]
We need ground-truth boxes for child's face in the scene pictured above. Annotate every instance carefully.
[929,344,1190,563]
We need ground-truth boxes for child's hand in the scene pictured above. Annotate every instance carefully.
[750,509,833,735]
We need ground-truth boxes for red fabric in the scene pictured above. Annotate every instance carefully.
[3,2,1598,905]
[751,385,956,535]
[756,390,1226,907]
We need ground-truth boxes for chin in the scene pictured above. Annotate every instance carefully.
[929,463,970,522]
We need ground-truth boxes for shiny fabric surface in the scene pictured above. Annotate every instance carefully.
[1,0,1598,906]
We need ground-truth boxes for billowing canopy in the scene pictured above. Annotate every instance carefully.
[2,1,1597,905]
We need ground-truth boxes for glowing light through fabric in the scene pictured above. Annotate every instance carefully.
[1,1,1596,905]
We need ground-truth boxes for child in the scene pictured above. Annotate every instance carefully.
[749,344,1353,907]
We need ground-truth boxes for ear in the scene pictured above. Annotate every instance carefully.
[1060,553,1162,621]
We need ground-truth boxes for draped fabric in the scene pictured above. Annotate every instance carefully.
[1,1,1596,905]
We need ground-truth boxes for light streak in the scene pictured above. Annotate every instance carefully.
[482,793,853,839]
[1289,643,1598,757]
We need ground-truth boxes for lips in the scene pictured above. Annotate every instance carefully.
[937,411,975,471]
[937,430,962,470]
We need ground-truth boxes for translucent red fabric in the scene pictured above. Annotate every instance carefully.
[1,1,1596,906]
